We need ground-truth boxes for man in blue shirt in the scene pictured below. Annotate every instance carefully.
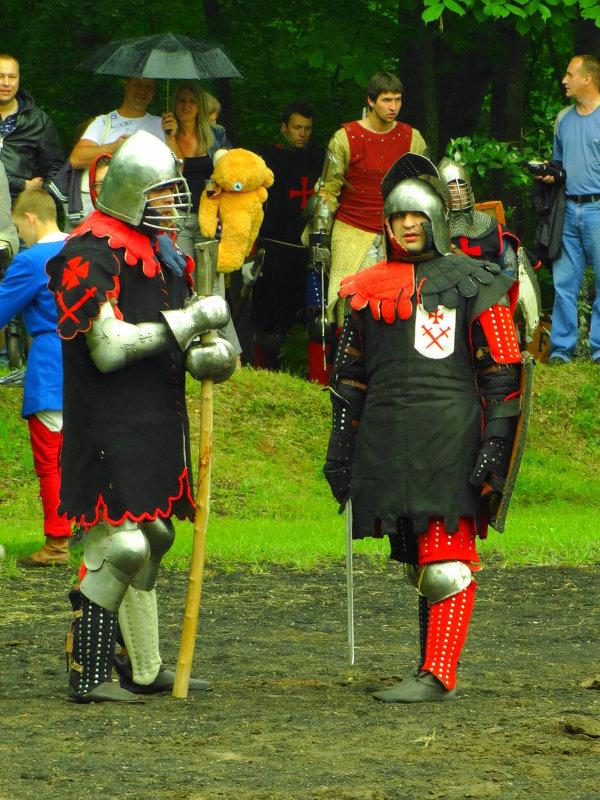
[546,54,600,365]
[0,189,71,565]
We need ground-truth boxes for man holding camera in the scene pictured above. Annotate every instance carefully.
[542,54,600,365]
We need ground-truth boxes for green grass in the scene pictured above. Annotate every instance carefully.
[1,361,599,572]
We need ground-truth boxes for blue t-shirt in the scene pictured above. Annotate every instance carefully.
[553,104,600,195]
[0,235,66,416]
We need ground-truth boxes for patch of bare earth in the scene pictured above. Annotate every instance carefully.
[0,561,599,799]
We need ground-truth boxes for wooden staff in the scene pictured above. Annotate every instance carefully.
[173,241,218,699]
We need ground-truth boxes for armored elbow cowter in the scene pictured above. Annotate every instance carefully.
[86,302,173,372]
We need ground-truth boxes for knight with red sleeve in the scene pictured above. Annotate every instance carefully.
[324,155,525,703]
[47,131,236,703]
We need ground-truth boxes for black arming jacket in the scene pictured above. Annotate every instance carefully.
[0,89,64,199]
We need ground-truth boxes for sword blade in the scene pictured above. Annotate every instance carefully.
[345,500,355,666]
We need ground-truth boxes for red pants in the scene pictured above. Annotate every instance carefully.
[418,517,478,689]
[28,415,71,538]
[307,340,331,385]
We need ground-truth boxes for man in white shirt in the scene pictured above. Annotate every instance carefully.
[69,77,177,217]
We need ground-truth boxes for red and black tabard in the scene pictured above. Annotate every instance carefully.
[46,212,196,526]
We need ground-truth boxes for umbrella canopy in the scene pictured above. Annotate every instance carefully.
[80,33,242,81]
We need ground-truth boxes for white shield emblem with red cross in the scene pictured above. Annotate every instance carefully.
[414,304,456,359]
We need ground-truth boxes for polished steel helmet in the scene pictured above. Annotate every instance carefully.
[437,156,475,212]
[96,130,191,232]
[383,177,451,256]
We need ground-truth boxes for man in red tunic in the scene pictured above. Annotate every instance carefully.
[306,72,428,329]
[324,156,523,702]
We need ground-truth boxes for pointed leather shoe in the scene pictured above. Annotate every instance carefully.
[373,671,457,704]
[114,653,211,694]
[69,680,143,704]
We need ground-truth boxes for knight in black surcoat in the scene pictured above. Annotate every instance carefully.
[324,155,522,703]
[47,131,236,703]
[252,101,325,375]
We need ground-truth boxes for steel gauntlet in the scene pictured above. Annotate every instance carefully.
[185,336,237,384]
[161,294,230,351]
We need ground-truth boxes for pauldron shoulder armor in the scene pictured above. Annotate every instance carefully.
[419,254,501,312]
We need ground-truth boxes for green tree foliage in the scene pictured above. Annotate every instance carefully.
[0,0,597,237]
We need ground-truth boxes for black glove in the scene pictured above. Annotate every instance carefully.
[323,461,351,508]
[469,437,511,494]
[306,306,335,344]
[420,256,500,312]
[324,430,355,508]
[155,234,187,276]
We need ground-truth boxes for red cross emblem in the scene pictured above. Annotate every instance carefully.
[459,236,481,257]
[62,256,90,290]
[289,175,314,209]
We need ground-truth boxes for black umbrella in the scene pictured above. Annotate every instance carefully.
[81,32,242,104]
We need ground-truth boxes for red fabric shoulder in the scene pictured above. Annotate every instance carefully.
[69,211,160,278]
[340,261,415,324]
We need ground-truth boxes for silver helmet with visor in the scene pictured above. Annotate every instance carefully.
[382,154,451,257]
[437,156,475,212]
[96,130,191,232]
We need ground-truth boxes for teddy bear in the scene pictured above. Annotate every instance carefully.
[198,148,274,273]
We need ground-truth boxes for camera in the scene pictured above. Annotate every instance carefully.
[526,161,550,176]
[524,160,566,182]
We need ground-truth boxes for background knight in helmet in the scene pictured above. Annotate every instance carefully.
[438,157,542,344]
[46,130,236,704]
[324,154,523,705]
[437,157,522,275]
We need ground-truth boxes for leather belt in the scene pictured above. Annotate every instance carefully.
[566,194,600,203]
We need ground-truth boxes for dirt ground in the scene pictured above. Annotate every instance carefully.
[1,560,599,800]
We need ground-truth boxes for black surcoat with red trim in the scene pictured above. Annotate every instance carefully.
[334,253,520,539]
[46,211,195,526]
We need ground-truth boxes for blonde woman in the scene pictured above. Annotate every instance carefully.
[167,81,241,360]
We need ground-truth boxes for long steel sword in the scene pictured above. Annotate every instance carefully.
[345,500,354,666]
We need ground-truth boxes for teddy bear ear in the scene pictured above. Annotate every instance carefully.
[213,148,228,166]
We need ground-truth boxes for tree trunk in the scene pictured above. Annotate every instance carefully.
[420,35,439,160]
[574,19,600,54]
